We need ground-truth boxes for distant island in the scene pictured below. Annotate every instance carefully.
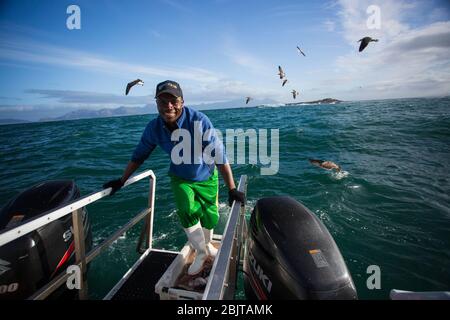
[36,98,278,122]
[0,97,335,124]
[286,98,343,105]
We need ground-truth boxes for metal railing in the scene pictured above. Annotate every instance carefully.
[203,175,247,300]
[0,169,156,300]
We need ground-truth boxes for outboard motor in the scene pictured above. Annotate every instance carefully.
[244,196,357,300]
[0,181,92,300]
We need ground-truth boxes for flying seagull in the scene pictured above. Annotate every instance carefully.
[292,90,298,99]
[282,79,288,87]
[245,97,252,104]
[309,159,341,172]
[296,46,306,56]
[125,79,144,95]
[358,37,378,52]
[278,66,285,79]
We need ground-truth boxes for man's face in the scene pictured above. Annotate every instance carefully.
[156,93,183,124]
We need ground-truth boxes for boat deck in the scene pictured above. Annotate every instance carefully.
[106,240,221,300]
[108,250,177,300]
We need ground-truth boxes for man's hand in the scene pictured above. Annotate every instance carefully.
[228,188,246,206]
[103,178,124,196]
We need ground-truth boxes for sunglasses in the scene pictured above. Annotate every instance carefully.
[156,96,183,106]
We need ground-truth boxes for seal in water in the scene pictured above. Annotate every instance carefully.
[309,159,341,172]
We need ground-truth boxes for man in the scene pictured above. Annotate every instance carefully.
[103,80,245,275]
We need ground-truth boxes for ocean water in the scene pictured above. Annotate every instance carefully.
[0,97,449,299]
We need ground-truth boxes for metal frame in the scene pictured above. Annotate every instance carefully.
[104,175,248,301]
[203,175,248,300]
[0,169,156,300]
[1,170,249,301]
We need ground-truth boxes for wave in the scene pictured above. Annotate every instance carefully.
[257,103,285,108]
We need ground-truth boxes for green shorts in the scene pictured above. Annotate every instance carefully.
[170,169,219,229]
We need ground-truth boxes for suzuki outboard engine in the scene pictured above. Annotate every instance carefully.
[244,196,357,300]
[0,181,92,300]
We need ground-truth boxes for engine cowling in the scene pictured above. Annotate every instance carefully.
[0,181,92,300]
[243,196,357,300]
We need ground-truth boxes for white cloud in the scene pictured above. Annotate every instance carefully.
[26,89,153,105]
[0,29,283,105]
[184,79,281,104]
[337,0,415,44]
[326,0,450,99]
[0,104,38,112]
[24,84,281,109]
[221,34,272,75]
[323,20,336,32]
[0,35,222,84]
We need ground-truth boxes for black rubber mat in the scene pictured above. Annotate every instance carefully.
[110,250,177,300]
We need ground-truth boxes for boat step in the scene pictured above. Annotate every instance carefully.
[109,250,177,300]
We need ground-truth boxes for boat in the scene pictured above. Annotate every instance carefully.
[0,170,447,300]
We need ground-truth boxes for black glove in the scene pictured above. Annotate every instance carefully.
[103,178,124,196]
[228,188,246,206]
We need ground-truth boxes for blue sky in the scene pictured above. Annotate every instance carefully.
[1,0,449,121]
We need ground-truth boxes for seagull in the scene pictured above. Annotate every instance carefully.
[245,97,252,104]
[309,159,341,172]
[358,37,378,52]
[292,90,298,99]
[282,79,288,87]
[278,66,286,79]
[296,46,306,56]
[125,79,144,95]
